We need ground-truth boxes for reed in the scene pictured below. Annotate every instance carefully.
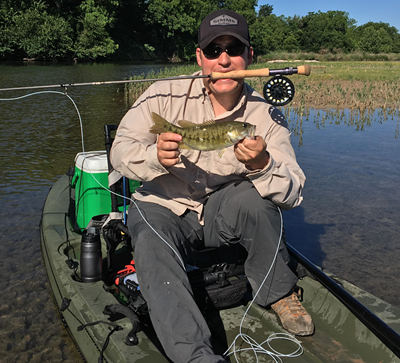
[125,64,201,103]
[125,61,400,140]
[127,61,400,109]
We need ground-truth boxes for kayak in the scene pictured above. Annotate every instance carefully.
[40,157,400,363]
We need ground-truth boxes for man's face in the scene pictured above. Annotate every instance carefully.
[196,35,253,99]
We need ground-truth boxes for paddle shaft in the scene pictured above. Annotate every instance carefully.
[287,243,400,358]
[0,65,311,92]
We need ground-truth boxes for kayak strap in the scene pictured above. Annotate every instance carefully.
[77,320,123,363]
[103,304,141,346]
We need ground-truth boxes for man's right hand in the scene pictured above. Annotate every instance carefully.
[156,132,182,168]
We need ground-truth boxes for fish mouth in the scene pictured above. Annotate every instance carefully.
[246,125,256,139]
[249,125,256,137]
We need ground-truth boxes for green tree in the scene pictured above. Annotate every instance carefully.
[251,13,299,55]
[145,0,212,61]
[107,0,152,60]
[298,11,356,53]
[258,4,273,18]
[354,22,400,53]
[358,26,393,53]
[7,1,72,59]
[144,0,258,61]
[73,0,119,60]
[221,0,257,25]
[0,5,14,57]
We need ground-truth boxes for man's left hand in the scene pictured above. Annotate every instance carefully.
[234,136,270,170]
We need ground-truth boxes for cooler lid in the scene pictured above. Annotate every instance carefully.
[74,151,108,173]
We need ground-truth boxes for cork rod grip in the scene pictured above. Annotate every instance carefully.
[210,68,271,81]
[210,64,311,80]
[297,64,311,76]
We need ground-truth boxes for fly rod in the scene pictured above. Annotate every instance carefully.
[0,65,310,92]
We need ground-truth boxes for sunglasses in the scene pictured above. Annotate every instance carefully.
[202,42,247,59]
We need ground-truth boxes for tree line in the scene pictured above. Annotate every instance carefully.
[1,0,399,62]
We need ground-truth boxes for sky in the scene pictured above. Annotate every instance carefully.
[257,0,400,31]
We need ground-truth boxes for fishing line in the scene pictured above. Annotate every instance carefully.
[0,91,86,153]
[2,90,303,360]
[0,90,184,269]
[82,159,186,270]
[72,98,303,361]
[86,161,303,361]
[223,205,303,362]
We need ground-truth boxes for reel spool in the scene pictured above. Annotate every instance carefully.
[263,76,295,106]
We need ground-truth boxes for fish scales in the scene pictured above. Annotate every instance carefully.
[150,112,256,151]
[184,124,232,150]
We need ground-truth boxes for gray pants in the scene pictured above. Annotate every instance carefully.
[127,180,298,363]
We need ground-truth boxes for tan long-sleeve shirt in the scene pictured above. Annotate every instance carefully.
[110,72,305,222]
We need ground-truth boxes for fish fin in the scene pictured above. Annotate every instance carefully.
[217,149,225,158]
[150,112,169,134]
[201,119,216,126]
[178,120,197,128]
[179,142,192,149]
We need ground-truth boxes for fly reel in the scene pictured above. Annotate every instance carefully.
[263,75,295,106]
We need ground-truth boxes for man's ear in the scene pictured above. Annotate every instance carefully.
[196,48,202,67]
[248,46,254,66]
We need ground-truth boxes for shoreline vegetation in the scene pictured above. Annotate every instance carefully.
[126,60,400,110]
[125,60,400,140]
[1,2,399,62]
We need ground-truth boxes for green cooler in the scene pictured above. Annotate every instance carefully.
[71,151,140,229]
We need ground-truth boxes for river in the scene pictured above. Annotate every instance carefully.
[0,62,399,362]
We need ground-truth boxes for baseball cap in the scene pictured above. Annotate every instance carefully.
[198,9,250,49]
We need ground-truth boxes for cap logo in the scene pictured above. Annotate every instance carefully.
[210,14,238,26]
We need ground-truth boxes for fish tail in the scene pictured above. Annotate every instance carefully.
[150,112,170,134]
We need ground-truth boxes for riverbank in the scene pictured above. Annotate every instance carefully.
[126,61,400,111]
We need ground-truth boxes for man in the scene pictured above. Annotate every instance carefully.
[111,9,314,363]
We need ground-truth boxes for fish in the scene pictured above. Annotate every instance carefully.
[150,112,256,152]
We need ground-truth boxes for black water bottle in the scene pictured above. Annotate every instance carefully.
[80,227,102,283]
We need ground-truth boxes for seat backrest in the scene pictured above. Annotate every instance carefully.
[104,124,132,213]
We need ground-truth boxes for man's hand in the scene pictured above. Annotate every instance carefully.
[234,136,270,170]
[157,132,182,168]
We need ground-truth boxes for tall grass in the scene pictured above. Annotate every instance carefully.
[126,61,400,112]
[257,51,400,63]
[125,61,400,139]
[125,64,200,102]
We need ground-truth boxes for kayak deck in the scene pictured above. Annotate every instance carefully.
[40,174,400,362]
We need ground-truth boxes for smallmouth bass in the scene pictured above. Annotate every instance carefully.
[150,112,256,151]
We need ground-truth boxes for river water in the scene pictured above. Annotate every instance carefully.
[0,62,399,362]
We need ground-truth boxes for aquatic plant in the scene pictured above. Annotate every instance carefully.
[125,61,400,141]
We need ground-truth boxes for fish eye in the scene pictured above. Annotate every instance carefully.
[242,123,248,128]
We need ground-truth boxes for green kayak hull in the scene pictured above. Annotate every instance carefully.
[40,174,400,363]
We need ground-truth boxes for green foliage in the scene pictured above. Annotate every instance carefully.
[354,22,400,53]
[297,11,356,53]
[73,0,119,60]
[1,1,72,59]
[221,0,257,24]
[358,27,392,53]
[145,0,211,61]
[250,14,300,55]
[258,4,273,18]
[15,1,72,59]
[143,0,257,61]
[0,0,399,61]
[0,7,14,56]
